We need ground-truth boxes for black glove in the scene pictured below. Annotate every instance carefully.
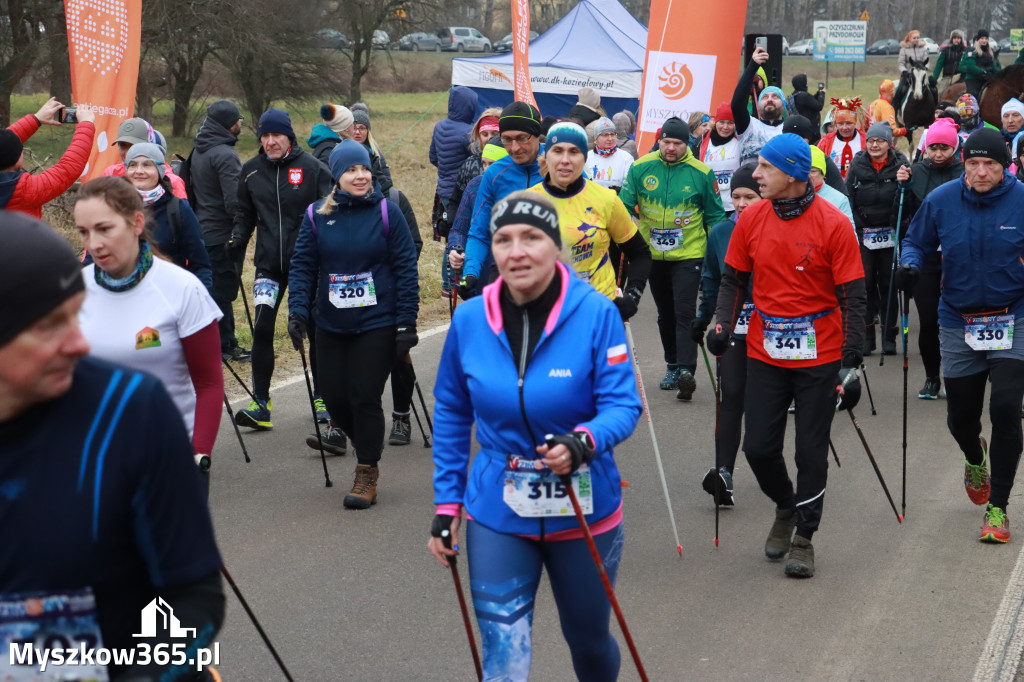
[457,274,478,300]
[835,367,862,411]
[706,322,732,357]
[225,232,246,259]
[395,325,418,360]
[287,314,307,351]
[545,431,596,474]
[894,265,920,293]
[613,286,642,321]
[430,514,458,546]
[691,315,711,345]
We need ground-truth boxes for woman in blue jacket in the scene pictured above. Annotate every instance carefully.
[288,140,419,509]
[427,191,641,681]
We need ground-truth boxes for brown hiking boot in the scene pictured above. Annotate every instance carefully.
[344,463,379,509]
[765,508,796,560]
[785,535,815,578]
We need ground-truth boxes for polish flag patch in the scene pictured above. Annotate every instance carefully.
[607,344,628,365]
[288,168,304,185]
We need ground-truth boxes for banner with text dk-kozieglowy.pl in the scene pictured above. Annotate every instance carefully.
[65,0,142,180]
[636,0,749,154]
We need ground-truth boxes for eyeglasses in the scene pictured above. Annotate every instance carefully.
[866,138,889,145]
[500,133,534,146]
[351,124,368,133]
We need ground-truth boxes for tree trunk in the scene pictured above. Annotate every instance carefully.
[45,4,71,103]
[172,78,194,137]
[0,95,11,128]
[483,0,494,37]
[135,66,153,120]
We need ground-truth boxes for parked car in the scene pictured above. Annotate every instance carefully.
[315,28,349,50]
[998,37,1011,53]
[789,38,814,56]
[493,30,539,53]
[437,26,492,52]
[373,30,390,50]
[782,37,790,55]
[921,37,939,54]
[398,31,442,51]
[867,39,900,55]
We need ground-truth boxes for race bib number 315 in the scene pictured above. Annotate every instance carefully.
[503,456,593,517]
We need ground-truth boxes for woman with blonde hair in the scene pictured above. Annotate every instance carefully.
[687,110,712,155]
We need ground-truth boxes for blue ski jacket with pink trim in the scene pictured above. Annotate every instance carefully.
[432,262,642,536]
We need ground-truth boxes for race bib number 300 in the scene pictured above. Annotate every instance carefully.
[0,588,108,681]
[503,456,593,517]
[650,227,683,252]
[328,272,378,309]
[965,314,1014,351]
[763,317,818,360]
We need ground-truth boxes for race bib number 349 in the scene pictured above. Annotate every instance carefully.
[503,456,593,517]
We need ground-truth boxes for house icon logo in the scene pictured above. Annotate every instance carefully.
[133,597,197,638]
[135,326,161,350]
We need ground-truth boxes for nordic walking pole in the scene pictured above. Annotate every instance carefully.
[881,184,906,367]
[223,357,259,404]
[846,409,903,523]
[713,354,722,547]
[224,392,251,463]
[406,355,434,435]
[900,290,910,518]
[450,246,464,319]
[860,363,877,415]
[298,343,332,487]
[545,436,650,682]
[828,439,841,467]
[221,566,295,682]
[234,262,255,339]
[625,321,683,557]
[409,394,431,448]
[440,531,483,681]
[700,343,718,393]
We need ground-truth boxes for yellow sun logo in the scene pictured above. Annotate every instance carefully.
[658,62,694,100]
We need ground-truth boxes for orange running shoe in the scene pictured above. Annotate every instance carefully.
[980,504,1010,543]
[964,437,990,506]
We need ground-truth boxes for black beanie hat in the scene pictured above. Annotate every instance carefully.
[490,194,561,247]
[792,74,808,92]
[963,127,1010,167]
[207,100,242,130]
[0,211,84,347]
[659,116,689,142]
[499,101,542,137]
[0,129,23,169]
[782,114,814,141]
[730,162,761,196]
[974,28,989,41]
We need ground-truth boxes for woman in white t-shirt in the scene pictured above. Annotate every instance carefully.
[75,177,223,478]
[585,117,634,192]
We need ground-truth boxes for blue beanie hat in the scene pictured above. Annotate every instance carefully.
[328,139,372,182]
[759,86,787,112]
[760,133,811,181]
[258,108,295,139]
[545,121,588,153]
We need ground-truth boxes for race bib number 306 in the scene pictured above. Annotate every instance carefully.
[503,456,593,517]
[964,314,1014,351]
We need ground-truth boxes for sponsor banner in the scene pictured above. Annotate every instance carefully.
[511,0,537,106]
[65,0,142,180]
[637,0,748,154]
[1011,29,1023,51]
[813,21,867,62]
[637,51,717,135]
[452,60,640,100]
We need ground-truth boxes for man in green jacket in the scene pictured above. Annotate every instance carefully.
[959,29,1001,97]
[619,116,726,400]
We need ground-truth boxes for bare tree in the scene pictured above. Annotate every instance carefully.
[0,0,43,126]
[332,0,413,103]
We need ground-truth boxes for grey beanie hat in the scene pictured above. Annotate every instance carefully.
[866,121,894,146]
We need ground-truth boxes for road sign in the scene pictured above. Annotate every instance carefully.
[860,10,869,21]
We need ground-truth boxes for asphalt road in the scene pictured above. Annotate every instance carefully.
[208,303,1024,681]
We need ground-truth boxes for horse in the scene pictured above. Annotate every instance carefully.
[895,60,936,152]
[937,65,1024,128]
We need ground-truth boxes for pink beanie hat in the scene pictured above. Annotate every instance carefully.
[926,117,959,148]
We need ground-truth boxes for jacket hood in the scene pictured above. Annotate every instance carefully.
[448,86,478,125]
[194,116,239,152]
[0,171,21,207]
[658,146,692,166]
[482,262,592,337]
[960,171,1018,205]
[792,74,808,92]
[307,123,341,150]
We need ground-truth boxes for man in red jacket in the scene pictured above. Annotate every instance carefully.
[0,98,95,218]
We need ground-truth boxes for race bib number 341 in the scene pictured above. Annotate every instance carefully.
[763,316,818,360]
[503,456,593,517]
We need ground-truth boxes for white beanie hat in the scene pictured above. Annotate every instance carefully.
[319,103,354,135]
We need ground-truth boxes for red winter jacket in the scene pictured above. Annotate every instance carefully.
[0,116,94,218]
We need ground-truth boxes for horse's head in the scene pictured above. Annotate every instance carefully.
[909,66,930,101]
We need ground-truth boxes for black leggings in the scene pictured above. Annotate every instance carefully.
[944,359,1024,509]
[743,358,839,539]
[912,263,942,378]
[717,336,747,471]
[860,244,897,338]
[649,258,702,373]
[315,326,395,465]
[251,270,319,400]
[390,357,415,414]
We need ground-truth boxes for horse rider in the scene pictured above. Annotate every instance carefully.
[959,29,1001,98]
[933,30,967,93]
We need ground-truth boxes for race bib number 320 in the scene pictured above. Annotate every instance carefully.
[503,456,593,517]
[328,272,378,309]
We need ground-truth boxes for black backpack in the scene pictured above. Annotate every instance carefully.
[174,150,198,208]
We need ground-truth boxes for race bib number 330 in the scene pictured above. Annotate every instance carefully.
[964,314,1014,351]
[503,456,593,517]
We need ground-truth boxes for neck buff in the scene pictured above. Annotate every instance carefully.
[94,240,154,292]
[137,185,165,206]
[771,182,815,221]
[594,143,616,157]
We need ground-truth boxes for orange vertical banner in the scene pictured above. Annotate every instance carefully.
[637,0,748,154]
[511,0,537,107]
[65,0,142,180]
